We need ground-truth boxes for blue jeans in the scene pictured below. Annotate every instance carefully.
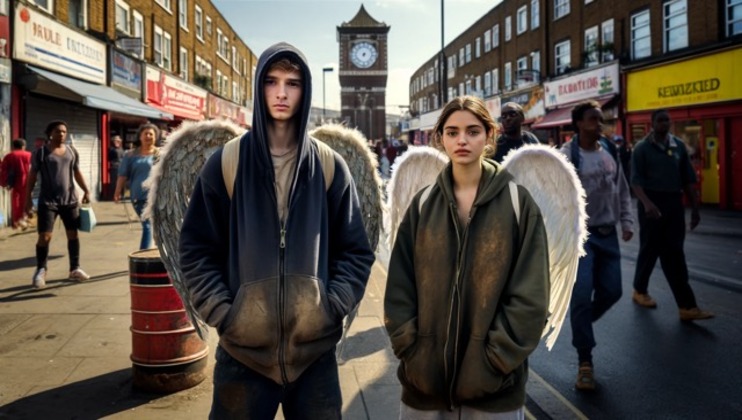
[210,346,341,420]
[133,201,152,250]
[570,228,623,354]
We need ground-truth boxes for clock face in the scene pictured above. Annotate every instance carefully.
[350,42,378,69]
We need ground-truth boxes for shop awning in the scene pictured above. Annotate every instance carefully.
[28,66,173,120]
[533,96,615,129]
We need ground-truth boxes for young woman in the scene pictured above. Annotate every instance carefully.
[114,123,160,250]
[384,96,550,419]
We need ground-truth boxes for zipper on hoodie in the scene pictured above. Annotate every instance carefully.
[278,221,289,384]
[444,202,476,409]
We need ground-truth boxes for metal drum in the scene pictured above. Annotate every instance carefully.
[128,249,208,393]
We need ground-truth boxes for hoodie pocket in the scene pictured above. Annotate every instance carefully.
[398,334,446,398]
[454,336,515,401]
[283,274,339,344]
[220,279,279,348]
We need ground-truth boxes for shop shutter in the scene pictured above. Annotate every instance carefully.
[25,95,101,200]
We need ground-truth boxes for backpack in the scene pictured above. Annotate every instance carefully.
[221,136,335,198]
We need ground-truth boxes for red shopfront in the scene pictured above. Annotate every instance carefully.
[207,93,252,128]
[145,65,207,130]
[625,47,742,210]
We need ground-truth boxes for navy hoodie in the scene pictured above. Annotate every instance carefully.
[179,43,374,384]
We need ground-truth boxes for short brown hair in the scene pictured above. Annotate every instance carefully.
[431,96,498,158]
[571,99,601,129]
[267,57,302,74]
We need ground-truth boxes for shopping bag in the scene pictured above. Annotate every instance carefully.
[79,205,97,233]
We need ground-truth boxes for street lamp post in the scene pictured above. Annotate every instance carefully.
[322,67,334,122]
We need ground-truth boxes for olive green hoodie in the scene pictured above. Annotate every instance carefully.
[384,159,549,412]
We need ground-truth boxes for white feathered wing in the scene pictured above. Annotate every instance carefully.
[501,144,588,350]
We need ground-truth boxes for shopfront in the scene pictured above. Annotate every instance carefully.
[0,0,11,226]
[534,62,620,145]
[12,4,169,198]
[145,66,207,132]
[625,47,742,210]
[207,93,251,128]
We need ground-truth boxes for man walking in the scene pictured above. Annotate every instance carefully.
[492,102,540,163]
[630,109,713,321]
[107,135,124,199]
[179,43,374,419]
[1,138,32,229]
[561,100,634,391]
[25,120,91,289]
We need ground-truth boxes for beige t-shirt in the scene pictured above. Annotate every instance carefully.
[272,148,298,223]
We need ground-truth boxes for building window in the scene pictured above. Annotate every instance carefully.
[531,0,540,29]
[233,81,239,102]
[728,0,742,36]
[484,72,491,96]
[130,10,143,57]
[155,0,171,12]
[554,0,570,19]
[179,47,188,80]
[217,29,229,62]
[602,19,615,61]
[484,29,492,52]
[154,26,163,67]
[179,0,188,30]
[516,56,528,87]
[555,39,571,74]
[517,6,528,35]
[115,0,129,34]
[465,44,472,63]
[631,10,651,60]
[233,46,239,71]
[163,32,172,71]
[195,6,203,41]
[475,37,481,58]
[532,50,541,74]
[31,0,53,13]
[68,0,86,29]
[459,82,464,97]
[206,16,212,35]
[504,62,512,91]
[493,24,500,48]
[664,0,688,52]
[459,48,465,66]
[475,75,481,95]
[505,16,512,41]
[492,69,499,94]
[584,26,599,67]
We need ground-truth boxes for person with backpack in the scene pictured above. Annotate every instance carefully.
[1,138,32,229]
[179,43,374,419]
[24,120,91,289]
[492,102,540,163]
[384,96,549,417]
[560,100,634,392]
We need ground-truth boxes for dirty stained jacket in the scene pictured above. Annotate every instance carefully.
[179,43,374,385]
[384,160,549,412]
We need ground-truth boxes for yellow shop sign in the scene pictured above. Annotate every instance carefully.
[627,48,742,111]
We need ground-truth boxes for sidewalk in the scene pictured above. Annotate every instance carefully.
[0,201,400,419]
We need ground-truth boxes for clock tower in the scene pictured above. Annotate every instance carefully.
[337,5,390,141]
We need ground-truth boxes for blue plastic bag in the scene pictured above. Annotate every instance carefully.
[79,205,97,233]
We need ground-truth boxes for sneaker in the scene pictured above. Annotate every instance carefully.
[69,268,90,282]
[679,307,715,321]
[575,362,596,392]
[32,268,46,289]
[632,290,657,308]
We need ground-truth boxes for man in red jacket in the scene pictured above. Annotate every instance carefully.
[1,138,32,229]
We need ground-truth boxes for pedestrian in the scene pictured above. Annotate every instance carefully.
[560,100,634,392]
[630,109,713,321]
[108,135,125,199]
[492,101,540,163]
[113,124,159,250]
[384,96,549,418]
[24,120,91,289]
[179,42,374,419]
[0,138,32,229]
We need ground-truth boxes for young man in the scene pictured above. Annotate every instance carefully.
[561,100,634,392]
[630,109,713,321]
[1,138,32,229]
[179,43,374,419]
[25,121,91,289]
[492,102,540,163]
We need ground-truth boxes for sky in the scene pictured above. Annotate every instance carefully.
[212,0,502,115]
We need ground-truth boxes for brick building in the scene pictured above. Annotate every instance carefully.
[407,0,742,209]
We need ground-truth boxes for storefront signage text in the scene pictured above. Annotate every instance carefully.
[13,6,106,84]
[146,65,207,120]
[657,78,720,98]
[111,50,141,96]
[544,63,619,108]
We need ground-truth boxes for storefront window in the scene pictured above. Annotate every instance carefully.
[674,120,701,167]
[630,123,648,145]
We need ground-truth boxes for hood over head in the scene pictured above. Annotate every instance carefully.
[250,42,314,171]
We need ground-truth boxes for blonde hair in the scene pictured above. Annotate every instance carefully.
[430,96,498,158]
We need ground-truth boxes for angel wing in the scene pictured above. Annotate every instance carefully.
[310,123,384,252]
[386,146,449,249]
[143,119,246,339]
[501,144,588,350]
